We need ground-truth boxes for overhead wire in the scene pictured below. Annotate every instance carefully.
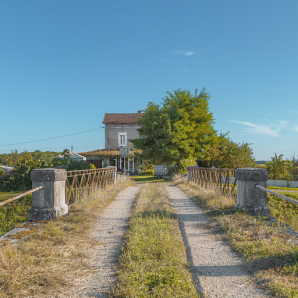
[0,127,104,147]
[254,147,298,157]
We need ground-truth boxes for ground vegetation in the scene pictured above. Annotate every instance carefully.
[111,183,198,297]
[0,179,134,297]
[174,179,298,297]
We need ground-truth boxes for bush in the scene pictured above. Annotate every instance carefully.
[0,151,51,191]
[0,149,92,192]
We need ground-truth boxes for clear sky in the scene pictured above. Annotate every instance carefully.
[1,1,297,161]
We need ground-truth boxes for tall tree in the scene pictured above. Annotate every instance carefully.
[132,88,218,165]
[218,140,256,169]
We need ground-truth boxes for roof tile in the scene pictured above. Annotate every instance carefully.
[102,112,144,124]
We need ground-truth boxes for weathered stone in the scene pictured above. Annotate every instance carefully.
[235,167,268,181]
[28,168,68,221]
[235,168,270,218]
[30,168,67,182]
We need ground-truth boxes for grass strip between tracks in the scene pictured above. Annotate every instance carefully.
[174,179,298,298]
[111,183,199,297]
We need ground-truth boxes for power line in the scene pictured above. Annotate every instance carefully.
[0,127,104,147]
[254,147,298,157]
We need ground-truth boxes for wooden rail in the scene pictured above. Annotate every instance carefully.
[0,186,43,207]
[256,184,298,206]
[188,167,237,199]
[66,168,115,205]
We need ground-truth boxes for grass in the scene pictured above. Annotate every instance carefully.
[0,193,32,236]
[173,179,298,298]
[267,186,298,191]
[0,179,134,298]
[267,192,298,231]
[0,190,28,202]
[132,175,164,183]
[111,183,199,297]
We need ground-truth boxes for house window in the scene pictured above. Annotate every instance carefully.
[118,132,127,147]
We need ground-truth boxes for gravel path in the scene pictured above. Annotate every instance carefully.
[165,185,271,298]
[67,186,141,298]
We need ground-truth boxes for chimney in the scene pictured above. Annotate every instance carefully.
[138,110,142,113]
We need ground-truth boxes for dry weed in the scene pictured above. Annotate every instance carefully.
[175,180,298,298]
[174,180,235,211]
[0,179,134,298]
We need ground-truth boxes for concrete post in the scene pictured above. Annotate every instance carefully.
[235,168,270,218]
[28,168,68,221]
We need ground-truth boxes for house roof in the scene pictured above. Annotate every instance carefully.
[57,150,86,160]
[102,111,144,124]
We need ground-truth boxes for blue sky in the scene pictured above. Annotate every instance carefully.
[0,1,297,161]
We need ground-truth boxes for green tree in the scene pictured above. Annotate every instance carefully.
[52,149,91,171]
[198,136,256,169]
[132,88,218,167]
[0,149,91,191]
[266,154,292,180]
[0,150,51,191]
[218,140,256,169]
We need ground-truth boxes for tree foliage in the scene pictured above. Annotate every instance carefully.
[0,151,50,191]
[132,88,218,166]
[0,149,91,191]
[52,149,91,171]
[266,154,298,181]
[202,137,256,169]
[0,150,59,165]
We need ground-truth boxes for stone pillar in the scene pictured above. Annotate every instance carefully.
[28,168,68,221]
[235,168,270,218]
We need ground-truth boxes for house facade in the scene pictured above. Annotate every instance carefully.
[79,111,143,173]
[103,111,143,149]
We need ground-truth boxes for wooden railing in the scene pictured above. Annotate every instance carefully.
[188,166,237,199]
[66,168,115,205]
[0,186,43,207]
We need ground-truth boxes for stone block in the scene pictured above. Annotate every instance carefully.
[235,168,270,218]
[28,168,68,221]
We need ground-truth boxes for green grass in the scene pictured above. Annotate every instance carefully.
[132,175,164,183]
[267,191,298,231]
[111,184,199,297]
[0,191,26,203]
[175,180,298,298]
[0,193,32,236]
[267,186,298,191]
